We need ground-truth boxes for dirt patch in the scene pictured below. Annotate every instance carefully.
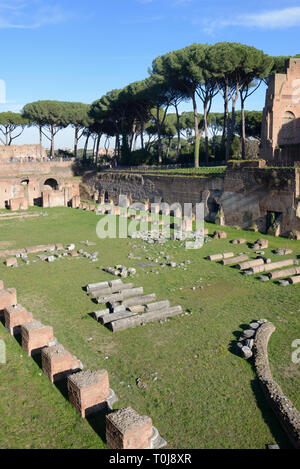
[0,241,14,249]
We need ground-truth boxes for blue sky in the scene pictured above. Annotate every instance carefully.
[0,0,300,148]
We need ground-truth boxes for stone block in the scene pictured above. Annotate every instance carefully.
[67,369,110,417]
[106,407,153,449]
[21,320,54,355]
[0,288,17,317]
[6,257,18,267]
[42,344,82,383]
[231,238,246,245]
[69,250,79,257]
[213,230,227,239]
[4,303,32,335]
[10,197,29,211]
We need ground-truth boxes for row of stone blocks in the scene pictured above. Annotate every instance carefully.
[0,279,166,449]
[78,201,197,231]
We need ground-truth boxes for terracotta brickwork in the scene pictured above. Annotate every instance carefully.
[41,344,81,383]
[106,407,153,449]
[67,369,110,417]
[0,144,47,160]
[261,58,300,162]
[4,304,32,335]
[0,288,17,317]
[21,320,54,356]
[0,156,80,210]
[9,197,29,211]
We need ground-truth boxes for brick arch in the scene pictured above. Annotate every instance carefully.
[43,178,59,190]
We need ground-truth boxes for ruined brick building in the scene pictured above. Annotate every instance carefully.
[0,145,80,210]
[260,58,300,163]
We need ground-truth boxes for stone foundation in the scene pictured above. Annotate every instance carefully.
[41,344,82,383]
[21,320,54,356]
[106,407,153,449]
[0,288,17,318]
[67,369,110,417]
[4,304,32,335]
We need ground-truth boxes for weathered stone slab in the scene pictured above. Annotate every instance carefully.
[207,252,234,261]
[231,238,246,244]
[221,255,249,265]
[110,305,182,332]
[250,259,297,274]
[289,275,300,285]
[237,258,265,270]
[252,238,268,249]
[122,294,156,308]
[268,266,300,280]
[100,310,137,325]
[213,230,227,239]
[93,309,110,321]
[145,300,170,312]
[5,257,18,267]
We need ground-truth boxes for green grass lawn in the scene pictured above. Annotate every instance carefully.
[104,166,226,178]
[0,207,299,449]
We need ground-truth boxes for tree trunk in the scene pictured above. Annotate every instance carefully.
[192,93,200,168]
[74,126,79,158]
[92,137,97,160]
[83,133,90,160]
[241,95,246,160]
[95,133,101,166]
[133,132,138,151]
[156,105,162,164]
[226,85,239,161]
[204,100,209,165]
[140,118,144,150]
[175,104,181,159]
[50,125,55,158]
[39,125,43,158]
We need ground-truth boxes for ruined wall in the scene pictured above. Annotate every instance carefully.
[82,171,224,220]
[0,160,80,209]
[82,168,300,235]
[0,144,47,160]
[260,58,300,162]
[0,159,75,177]
[221,167,300,235]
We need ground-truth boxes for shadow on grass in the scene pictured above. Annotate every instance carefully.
[86,406,111,443]
[250,377,292,449]
[229,323,293,449]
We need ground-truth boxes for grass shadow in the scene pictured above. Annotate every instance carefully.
[250,377,292,449]
[86,406,111,443]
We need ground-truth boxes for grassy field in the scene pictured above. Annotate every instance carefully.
[0,207,299,449]
[105,166,227,178]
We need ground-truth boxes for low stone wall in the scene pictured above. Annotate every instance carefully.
[82,167,300,235]
[253,322,300,449]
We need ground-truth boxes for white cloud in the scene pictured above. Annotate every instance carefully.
[0,1,67,29]
[201,6,300,33]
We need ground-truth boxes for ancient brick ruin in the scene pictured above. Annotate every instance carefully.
[261,58,300,163]
[0,152,80,210]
